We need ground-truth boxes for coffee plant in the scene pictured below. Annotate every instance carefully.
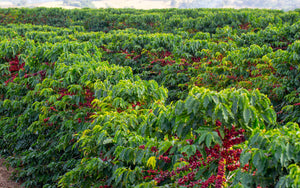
[0,7,299,188]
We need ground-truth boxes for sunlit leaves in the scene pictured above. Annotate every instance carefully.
[235,123,300,187]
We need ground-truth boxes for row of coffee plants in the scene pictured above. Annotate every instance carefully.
[2,22,299,116]
[0,8,299,33]
[0,8,299,188]
[0,34,169,187]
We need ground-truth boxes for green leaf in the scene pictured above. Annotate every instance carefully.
[243,107,251,125]
[175,100,184,116]
[185,96,194,114]
[240,151,251,166]
[180,145,196,158]
[159,141,172,154]
[211,95,219,104]
[232,96,238,114]
[129,171,135,184]
[192,100,200,115]
[253,151,264,172]
[177,123,184,137]
[136,151,145,164]
[205,133,212,148]
[203,94,210,108]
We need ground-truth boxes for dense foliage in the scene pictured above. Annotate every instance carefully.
[0,8,299,188]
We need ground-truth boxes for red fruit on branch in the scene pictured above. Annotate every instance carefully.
[200,175,216,188]
[243,163,250,171]
[99,186,111,188]
[158,155,171,163]
[151,146,158,152]
[50,107,57,111]
[44,117,49,123]
[186,139,194,145]
[215,158,226,188]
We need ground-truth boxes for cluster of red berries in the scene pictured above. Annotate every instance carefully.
[44,62,55,67]
[131,101,141,108]
[200,175,216,188]
[44,117,50,123]
[154,170,175,184]
[176,69,188,73]
[133,55,141,60]
[57,88,75,100]
[179,59,192,67]
[125,53,134,59]
[151,146,158,153]
[98,152,115,162]
[159,51,172,58]
[143,125,246,187]
[191,57,201,62]
[177,171,196,186]
[216,120,222,126]
[98,185,111,188]
[82,88,94,108]
[150,59,175,67]
[75,109,95,123]
[5,56,25,85]
[57,87,94,109]
[24,70,46,80]
[8,56,23,72]
[50,106,57,111]
[43,117,54,127]
[158,155,171,163]
[4,73,18,85]
[215,158,226,188]
[222,125,245,149]
[226,75,238,80]
[143,169,159,180]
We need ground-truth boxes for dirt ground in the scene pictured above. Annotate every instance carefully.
[0,159,23,188]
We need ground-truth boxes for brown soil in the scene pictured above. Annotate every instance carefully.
[0,158,23,188]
